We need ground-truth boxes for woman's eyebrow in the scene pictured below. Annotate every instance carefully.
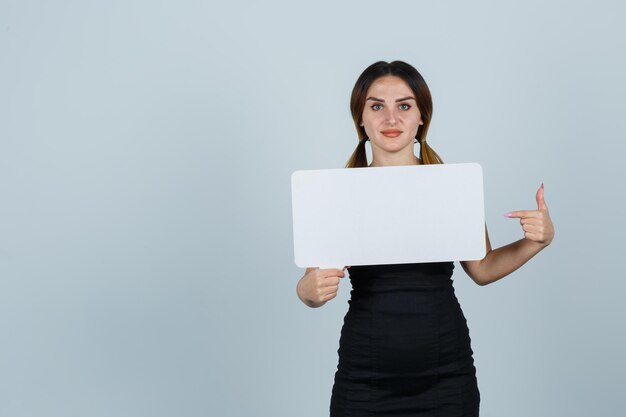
[366,96,416,102]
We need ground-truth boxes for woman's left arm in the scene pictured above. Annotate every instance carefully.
[461,183,555,286]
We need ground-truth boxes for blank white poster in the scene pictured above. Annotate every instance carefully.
[291,163,486,268]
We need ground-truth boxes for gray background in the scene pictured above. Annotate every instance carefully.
[1,0,624,416]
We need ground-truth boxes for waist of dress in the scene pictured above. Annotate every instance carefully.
[346,261,455,293]
[348,274,454,294]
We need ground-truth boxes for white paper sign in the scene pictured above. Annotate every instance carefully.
[291,163,486,268]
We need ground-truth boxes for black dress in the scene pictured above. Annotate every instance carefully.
[329,261,480,416]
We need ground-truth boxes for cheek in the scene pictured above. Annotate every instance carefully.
[360,114,374,130]
[363,118,381,136]
[407,125,419,138]
[407,111,421,124]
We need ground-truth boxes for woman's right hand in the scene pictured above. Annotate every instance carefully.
[297,266,347,307]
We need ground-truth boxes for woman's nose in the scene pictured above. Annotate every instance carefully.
[385,108,397,124]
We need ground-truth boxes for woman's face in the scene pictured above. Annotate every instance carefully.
[360,75,423,157]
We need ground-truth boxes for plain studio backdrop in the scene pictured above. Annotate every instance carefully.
[1,1,624,416]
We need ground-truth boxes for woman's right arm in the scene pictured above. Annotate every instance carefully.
[296,267,346,308]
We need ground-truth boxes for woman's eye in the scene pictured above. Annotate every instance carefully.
[399,104,411,110]
[371,104,383,110]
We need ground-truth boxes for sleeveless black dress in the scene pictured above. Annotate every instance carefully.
[329,261,480,416]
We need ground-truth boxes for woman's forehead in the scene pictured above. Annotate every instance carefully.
[367,76,413,97]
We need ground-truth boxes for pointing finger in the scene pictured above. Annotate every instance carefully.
[504,210,541,218]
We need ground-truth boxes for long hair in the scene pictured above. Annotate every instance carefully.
[345,60,444,168]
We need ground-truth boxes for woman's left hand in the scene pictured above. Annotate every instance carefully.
[504,183,555,247]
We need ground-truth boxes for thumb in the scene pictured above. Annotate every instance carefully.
[536,182,548,210]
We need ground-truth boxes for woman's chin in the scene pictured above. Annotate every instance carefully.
[375,139,410,152]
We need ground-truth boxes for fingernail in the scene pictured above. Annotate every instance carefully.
[541,182,544,189]
[504,212,512,217]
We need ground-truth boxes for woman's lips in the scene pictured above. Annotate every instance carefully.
[382,130,402,138]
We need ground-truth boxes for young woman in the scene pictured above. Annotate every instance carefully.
[295,60,555,416]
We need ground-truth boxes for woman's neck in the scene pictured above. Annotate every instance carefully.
[369,155,421,167]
